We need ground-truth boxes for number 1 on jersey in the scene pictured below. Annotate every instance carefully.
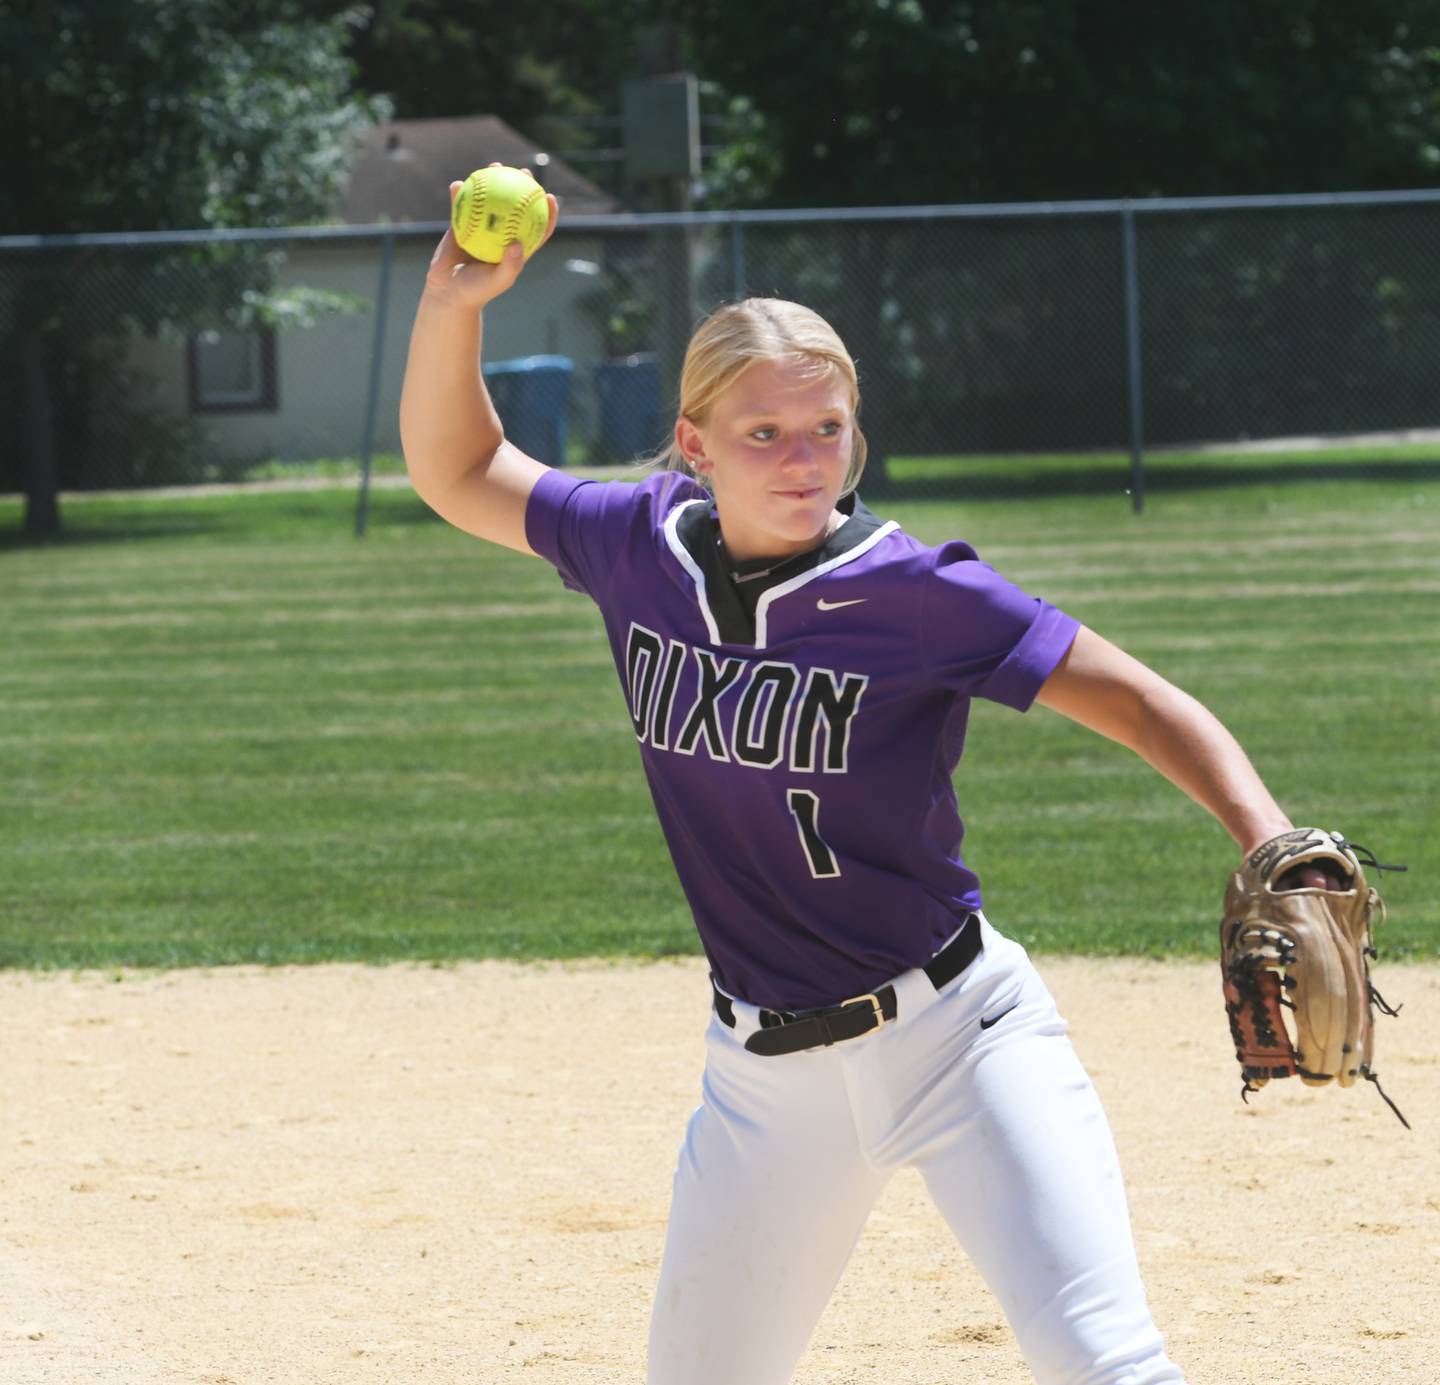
[786,788,840,879]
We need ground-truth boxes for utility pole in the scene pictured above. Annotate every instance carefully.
[622,42,700,421]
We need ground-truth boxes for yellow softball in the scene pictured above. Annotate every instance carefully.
[451,166,549,263]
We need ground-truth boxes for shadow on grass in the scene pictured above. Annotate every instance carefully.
[868,455,1440,502]
[0,488,440,551]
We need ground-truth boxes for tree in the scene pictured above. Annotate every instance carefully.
[197,2,1440,212]
[674,0,1440,207]
[291,0,655,177]
[305,0,596,134]
[0,0,388,533]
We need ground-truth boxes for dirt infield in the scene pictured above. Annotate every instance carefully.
[3,957,1437,1384]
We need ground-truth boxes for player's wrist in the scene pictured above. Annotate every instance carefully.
[1226,805,1295,858]
[418,277,486,317]
[1237,824,1293,858]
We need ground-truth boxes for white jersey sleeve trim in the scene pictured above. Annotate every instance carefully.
[754,520,901,649]
[662,499,722,646]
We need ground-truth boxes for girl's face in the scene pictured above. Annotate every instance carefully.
[676,357,854,564]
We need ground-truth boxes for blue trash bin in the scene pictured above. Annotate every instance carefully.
[594,353,663,462]
[482,355,574,467]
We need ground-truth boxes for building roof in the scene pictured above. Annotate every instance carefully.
[339,115,620,223]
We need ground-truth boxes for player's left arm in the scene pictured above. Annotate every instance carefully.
[1034,624,1296,857]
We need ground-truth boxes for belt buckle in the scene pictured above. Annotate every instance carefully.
[842,992,885,1038]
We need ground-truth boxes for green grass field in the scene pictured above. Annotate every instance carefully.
[2,448,1437,969]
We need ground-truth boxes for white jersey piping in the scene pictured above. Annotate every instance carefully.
[755,520,900,649]
[662,500,722,645]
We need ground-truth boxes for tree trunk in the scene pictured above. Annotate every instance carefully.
[20,331,61,535]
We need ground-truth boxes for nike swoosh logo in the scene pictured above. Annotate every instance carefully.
[979,1003,1019,1030]
[816,598,868,611]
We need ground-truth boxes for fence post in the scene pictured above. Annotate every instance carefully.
[355,229,396,538]
[1121,202,1146,514]
[730,217,746,300]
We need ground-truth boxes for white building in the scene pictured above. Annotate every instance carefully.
[129,116,621,471]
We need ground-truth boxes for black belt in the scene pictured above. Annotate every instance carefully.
[712,913,982,1057]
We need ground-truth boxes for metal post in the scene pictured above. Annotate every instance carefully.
[355,229,395,538]
[730,217,746,301]
[1121,203,1146,514]
[657,178,696,432]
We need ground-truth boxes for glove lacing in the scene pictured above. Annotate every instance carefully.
[1345,838,1410,1129]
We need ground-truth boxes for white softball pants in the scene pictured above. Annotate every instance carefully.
[648,917,1185,1384]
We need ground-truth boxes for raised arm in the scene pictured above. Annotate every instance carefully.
[1035,625,1295,856]
[398,174,559,552]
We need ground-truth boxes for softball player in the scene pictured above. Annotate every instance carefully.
[401,186,1315,1385]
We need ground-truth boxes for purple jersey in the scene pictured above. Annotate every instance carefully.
[525,468,1080,1011]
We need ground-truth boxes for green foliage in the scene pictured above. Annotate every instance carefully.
[310,0,635,144]
[235,282,371,331]
[0,1,390,512]
[0,0,388,235]
[674,0,1440,206]
[194,8,382,230]
[23,0,1423,217]
[697,90,783,207]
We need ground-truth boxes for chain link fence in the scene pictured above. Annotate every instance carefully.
[3,189,1438,519]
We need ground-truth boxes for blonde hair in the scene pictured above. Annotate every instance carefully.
[654,298,868,494]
